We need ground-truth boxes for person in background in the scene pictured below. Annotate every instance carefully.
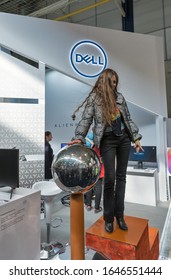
[45,131,54,180]
[68,68,143,233]
[84,129,104,213]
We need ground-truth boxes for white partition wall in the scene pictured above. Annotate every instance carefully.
[45,69,91,154]
[0,188,40,259]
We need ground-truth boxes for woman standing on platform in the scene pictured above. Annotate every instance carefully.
[68,68,143,233]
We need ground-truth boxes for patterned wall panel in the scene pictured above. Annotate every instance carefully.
[0,51,45,188]
[0,104,44,154]
[19,161,44,189]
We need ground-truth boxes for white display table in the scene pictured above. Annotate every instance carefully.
[125,167,158,206]
[32,181,61,224]
[32,181,63,259]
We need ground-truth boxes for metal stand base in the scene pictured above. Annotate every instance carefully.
[58,243,90,260]
[57,243,71,260]
[40,241,65,260]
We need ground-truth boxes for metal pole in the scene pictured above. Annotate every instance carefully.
[122,0,134,32]
[46,223,51,244]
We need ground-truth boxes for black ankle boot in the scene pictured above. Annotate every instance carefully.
[116,217,128,231]
[105,221,113,233]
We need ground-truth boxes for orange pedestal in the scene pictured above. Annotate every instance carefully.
[70,193,85,260]
[86,215,159,260]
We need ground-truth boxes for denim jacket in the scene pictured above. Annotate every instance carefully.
[72,91,142,148]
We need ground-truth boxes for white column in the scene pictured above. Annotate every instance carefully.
[156,116,169,201]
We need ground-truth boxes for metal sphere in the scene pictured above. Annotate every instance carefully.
[52,144,101,194]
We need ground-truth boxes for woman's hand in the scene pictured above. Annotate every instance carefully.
[134,140,144,153]
[67,139,82,145]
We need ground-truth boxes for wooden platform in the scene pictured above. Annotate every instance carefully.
[86,215,159,260]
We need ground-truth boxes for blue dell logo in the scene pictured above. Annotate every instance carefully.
[70,40,107,78]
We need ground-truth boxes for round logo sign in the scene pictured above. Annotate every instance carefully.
[70,40,107,78]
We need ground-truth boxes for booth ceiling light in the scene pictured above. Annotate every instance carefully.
[28,0,71,17]
[55,0,112,21]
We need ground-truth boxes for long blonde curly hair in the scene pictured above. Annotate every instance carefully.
[72,68,119,125]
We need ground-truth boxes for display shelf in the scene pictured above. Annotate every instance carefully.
[127,166,157,176]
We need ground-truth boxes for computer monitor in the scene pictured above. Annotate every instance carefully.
[128,146,157,169]
[61,143,68,148]
[0,149,19,189]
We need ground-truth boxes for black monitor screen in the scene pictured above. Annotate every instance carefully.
[128,146,157,168]
[0,149,19,188]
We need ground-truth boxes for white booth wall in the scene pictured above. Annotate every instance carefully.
[0,13,168,202]
[0,13,167,116]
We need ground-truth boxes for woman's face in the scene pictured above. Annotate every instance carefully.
[111,75,117,90]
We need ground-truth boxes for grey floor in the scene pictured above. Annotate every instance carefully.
[40,191,171,260]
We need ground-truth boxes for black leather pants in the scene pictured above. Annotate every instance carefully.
[100,131,131,222]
